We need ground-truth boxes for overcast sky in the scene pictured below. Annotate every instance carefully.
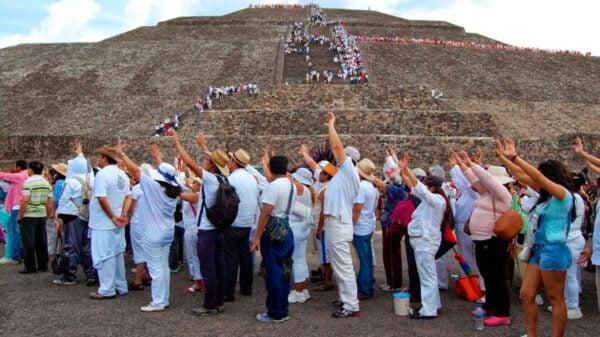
[1,0,598,55]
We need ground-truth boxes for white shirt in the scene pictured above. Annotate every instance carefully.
[324,157,360,224]
[261,178,296,218]
[450,165,478,225]
[56,176,84,217]
[89,165,131,230]
[130,184,143,226]
[407,181,445,246]
[353,180,379,236]
[567,193,584,242]
[197,171,221,230]
[137,174,178,245]
[228,168,259,228]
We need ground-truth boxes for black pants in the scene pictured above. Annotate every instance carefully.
[169,226,185,270]
[19,217,48,272]
[224,227,253,297]
[405,234,421,303]
[475,237,510,317]
[63,218,96,281]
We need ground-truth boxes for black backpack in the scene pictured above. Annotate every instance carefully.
[199,175,240,230]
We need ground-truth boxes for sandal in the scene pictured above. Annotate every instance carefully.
[314,283,334,292]
[185,281,205,293]
[128,282,144,291]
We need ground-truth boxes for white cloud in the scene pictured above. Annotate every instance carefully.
[123,0,203,29]
[0,0,102,48]
[399,0,600,55]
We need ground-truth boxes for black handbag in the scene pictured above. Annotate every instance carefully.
[265,183,294,244]
[51,237,71,275]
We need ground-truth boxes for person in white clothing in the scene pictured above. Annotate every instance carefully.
[88,145,131,300]
[182,177,204,293]
[288,167,315,304]
[352,158,380,300]
[116,141,180,312]
[322,112,361,318]
[398,153,449,319]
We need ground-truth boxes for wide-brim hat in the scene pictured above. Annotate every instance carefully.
[487,165,515,185]
[150,163,180,187]
[412,168,426,178]
[51,163,68,177]
[429,165,446,181]
[344,146,361,162]
[293,167,313,186]
[205,149,230,176]
[357,158,376,182]
[140,163,153,177]
[94,145,120,163]
[230,149,250,167]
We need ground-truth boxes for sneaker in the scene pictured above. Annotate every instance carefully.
[535,294,543,306]
[53,278,77,286]
[567,307,583,320]
[484,316,511,326]
[89,292,116,300]
[0,257,19,265]
[216,305,225,313]
[256,313,290,323]
[288,290,300,303]
[140,303,165,312]
[332,308,360,318]
[302,289,311,302]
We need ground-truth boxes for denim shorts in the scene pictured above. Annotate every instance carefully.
[529,242,572,271]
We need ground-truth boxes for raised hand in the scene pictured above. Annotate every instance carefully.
[260,150,270,167]
[494,139,504,158]
[299,144,308,156]
[459,150,473,166]
[503,138,517,157]
[115,137,124,156]
[324,111,335,127]
[473,151,484,165]
[574,136,584,155]
[447,152,457,169]
[73,141,83,155]
[172,130,180,143]
[196,132,207,151]
[151,144,162,164]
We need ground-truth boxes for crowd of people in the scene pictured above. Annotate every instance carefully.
[1,111,599,337]
[351,35,591,57]
[153,112,180,137]
[249,4,310,9]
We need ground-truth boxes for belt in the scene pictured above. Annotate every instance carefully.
[409,235,423,239]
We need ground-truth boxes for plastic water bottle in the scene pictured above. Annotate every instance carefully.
[475,303,484,331]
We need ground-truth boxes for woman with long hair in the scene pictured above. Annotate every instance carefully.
[496,139,573,337]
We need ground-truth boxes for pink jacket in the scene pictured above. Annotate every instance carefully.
[463,165,512,241]
[0,171,29,212]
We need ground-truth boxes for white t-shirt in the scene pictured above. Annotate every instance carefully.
[323,157,360,224]
[261,178,296,218]
[89,165,131,230]
[228,168,259,228]
[137,174,178,245]
[353,180,379,236]
[130,184,143,226]
[197,171,221,230]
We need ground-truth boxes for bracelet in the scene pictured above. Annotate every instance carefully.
[509,153,519,162]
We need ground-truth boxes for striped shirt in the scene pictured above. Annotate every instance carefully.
[22,175,53,218]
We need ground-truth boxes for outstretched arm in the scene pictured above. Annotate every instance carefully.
[115,137,141,182]
[172,131,204,179]
[575,136,600,167]
[151,144,163,165]
[493,140,538,190]
[299,144,318,171]
[325,112,346,164]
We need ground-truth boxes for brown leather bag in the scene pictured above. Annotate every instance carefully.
[492,197,524,241]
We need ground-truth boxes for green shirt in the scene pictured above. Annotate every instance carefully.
[22,175,53,218]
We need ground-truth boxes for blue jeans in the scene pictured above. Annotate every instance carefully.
[353,233,374,297]
[224,227,253,297]
[5,209,21,260]
[260,232,294,320]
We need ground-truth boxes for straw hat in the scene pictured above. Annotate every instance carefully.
[94,145,120,162]
[293,168,313,186]
[230,149,250,167]
[205,149,230,176]
[357,158,376,182]
[51,163,68,177]
[487,165,515,185]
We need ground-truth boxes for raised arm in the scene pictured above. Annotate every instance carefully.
[502,138,566,200]
[586,160,600,176]
[325,112,346,164]
[398,153,418,188]
[172,131,203,179]
[299,144,318,171]
[115,137,141,181]
[151,144,163,165]
[575,136,600,167]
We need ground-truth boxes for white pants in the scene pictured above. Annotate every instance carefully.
[184,223,202,281]
[411,237,441,316]
[46,218,57,256]
[456,222,485,290]
[325,218,359,312]
[565,236,585,308]
[291,221,309,283]
[145,241,171,307]
[91,228,127,297]
[436,254,449,289]
[130,223,146,264]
